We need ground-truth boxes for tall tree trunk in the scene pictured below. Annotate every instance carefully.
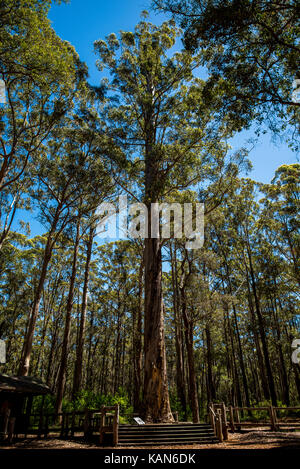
[55,218,80,415]
[205,325,216,402]
[245,240,277,406]
[270,295,290,405]
[246,282,270,400]
[224,303,243,407]
[142,78,173,422]
[292,364,300,401]
[170,241,187,419]
[18,208,61,376]
[46,292,65,387]
[143,235,173,422]
[86,306,95,389]
[72,226,94,398]
[133,259,143,413]
[180,276,199,423]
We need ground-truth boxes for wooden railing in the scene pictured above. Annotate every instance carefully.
[5,408,111,441]
[99,404,119,446]
[209,403,228,441]
[227,405,300,432]
[209,403,300,436]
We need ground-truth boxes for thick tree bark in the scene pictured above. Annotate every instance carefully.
[142,71,173,422]
[133,259,143,413]
[143,235,173,422]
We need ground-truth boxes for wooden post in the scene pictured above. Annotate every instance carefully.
[38,409,44,439]
[269,405,276,431]
[221,403,228,440]
[7,417,16,444]
[71,411,75,437]
[113,404,119,446]
[273,407,278,431]
[25,396,33,438]
[44,414,49,438]
[2,408,11,438]
[65,414,69,438]
[99,406,105,444]
[209,407,216,436]
[229,406,235,432]
[235,407,241,431]
[83,410,91,440]
[60,414,65,439]
[216,409,223,442]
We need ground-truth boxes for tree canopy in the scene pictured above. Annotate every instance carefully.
[153,0,300,148]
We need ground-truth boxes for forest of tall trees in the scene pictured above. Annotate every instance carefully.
[0,0,299,425]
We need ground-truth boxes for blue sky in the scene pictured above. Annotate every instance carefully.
[13,0,298,237]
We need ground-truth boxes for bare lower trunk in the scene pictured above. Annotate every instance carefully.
[143,236,173,423]
[133,259,143,412]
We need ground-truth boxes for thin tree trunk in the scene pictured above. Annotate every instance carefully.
[180,273,199,423]
[72,225,94,398]
[245,240,277,406]
[205,324,216,402]
[18,208,61,376]
[170,241,187,419]
[55,218,81,415]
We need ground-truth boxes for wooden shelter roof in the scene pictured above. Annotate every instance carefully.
[0,374,51,395]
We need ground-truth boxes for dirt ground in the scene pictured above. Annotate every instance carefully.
[1,430,300,450]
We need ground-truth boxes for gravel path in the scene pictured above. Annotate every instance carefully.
[1,431,300,450]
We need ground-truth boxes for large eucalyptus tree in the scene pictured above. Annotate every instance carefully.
[94,16,247,422]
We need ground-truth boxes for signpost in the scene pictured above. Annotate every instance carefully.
[133,417,145,425]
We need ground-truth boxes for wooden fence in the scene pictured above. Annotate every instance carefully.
[209,402,300,440]
[6,405,120,443]
[2,405,180,445]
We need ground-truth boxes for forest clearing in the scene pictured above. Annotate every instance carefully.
[0,0,299,458]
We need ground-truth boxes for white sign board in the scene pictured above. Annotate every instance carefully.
[0,339,6,364]
[133,417,145,425]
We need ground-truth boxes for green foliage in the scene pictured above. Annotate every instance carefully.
[154,0,300,148]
